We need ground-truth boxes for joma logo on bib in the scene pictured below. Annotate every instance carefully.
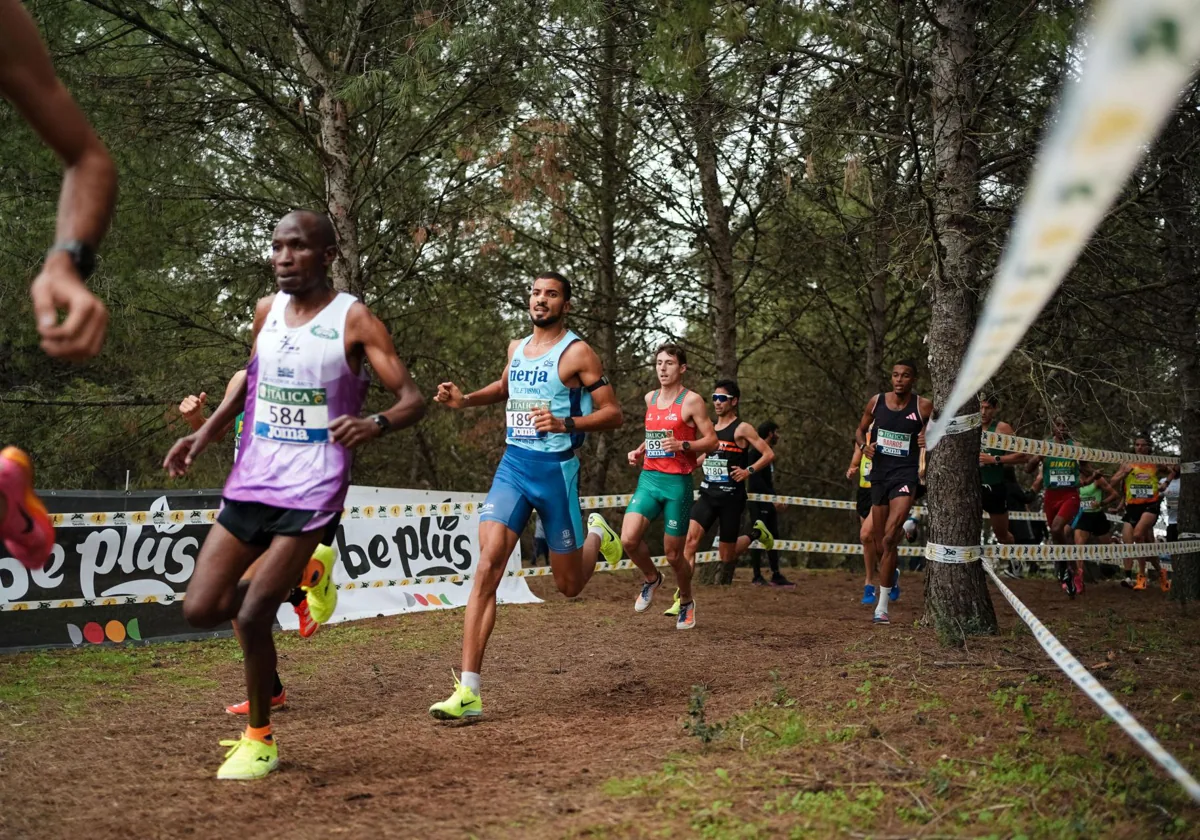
[509,368,550,386]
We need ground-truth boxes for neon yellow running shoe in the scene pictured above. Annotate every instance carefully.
[753,519,775,551]
[302,544,338,625]
[216,735,278,780]
[588,513,623,567]
[663,589,681,617]
[429,672,482,720]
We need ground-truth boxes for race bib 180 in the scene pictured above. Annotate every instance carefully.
[253,384,328,444]
[875,429,911,457]
[645,429,674,458]
[506,399,550,439]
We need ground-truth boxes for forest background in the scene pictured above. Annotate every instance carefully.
[2,0,1197,553]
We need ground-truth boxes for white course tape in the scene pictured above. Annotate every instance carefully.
[984,560,1200,803]
[926,543,983,564]
[982,432,1180,466]
[940,413,982,436]
[927,0,1200,449]
[988,539,1200,564]
[51,501,484,529]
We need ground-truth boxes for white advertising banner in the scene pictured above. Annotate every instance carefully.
[276,486,540,629]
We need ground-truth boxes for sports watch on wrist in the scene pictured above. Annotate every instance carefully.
[48,240,97,281]
[563,416,576,433]
[748,465,757,475]
[371,414,392,435]
[682,441,691,451]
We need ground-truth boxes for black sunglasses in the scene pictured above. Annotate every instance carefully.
[711,394,733,403]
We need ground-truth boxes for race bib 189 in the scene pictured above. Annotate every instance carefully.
[645,429,674,458]
[702,456,729,482]
[875,429,911,457]
[253,384,328,444]
[506,399,550,438]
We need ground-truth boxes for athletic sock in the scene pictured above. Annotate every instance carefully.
[244,724,273,744]
[750,550,763,577]
[272,672,284,697]
[588,522,605,540]
[768,550,781,575]
[874,589,891,618]
[286,588,305,607]
[461,671,481,694]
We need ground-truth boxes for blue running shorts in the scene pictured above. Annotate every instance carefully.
[480,445,583,552]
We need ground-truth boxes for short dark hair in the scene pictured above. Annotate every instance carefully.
[285,210,337,249]
[712,379,740,400]
[980,393,999,407]
[1135,432,1152,449]
[655,343,686,366]
[758,420,779,438]
[894,359,919,377]
[535,271,571,301]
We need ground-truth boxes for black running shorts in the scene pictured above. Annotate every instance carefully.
[981,482,1007,515]
[218,498,341,548]
[691,493,746,544]
[870,475,919,507]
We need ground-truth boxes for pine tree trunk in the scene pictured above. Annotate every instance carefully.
[922,0,997,641]
[288,0,361,295]
[591,2,621,495]
[1160,94,1200,603]
[688,28,738,380]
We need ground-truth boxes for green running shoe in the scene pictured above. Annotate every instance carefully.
[753,519,775,551]
[588,513,623,567]
[302,543,338,625]
[429,672,482,720]
[216,735,278,780]
[663,589,681,617]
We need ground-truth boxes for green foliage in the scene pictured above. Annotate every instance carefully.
[1,0,1191,530]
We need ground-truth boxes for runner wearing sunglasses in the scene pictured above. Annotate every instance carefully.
[669,380,776,625]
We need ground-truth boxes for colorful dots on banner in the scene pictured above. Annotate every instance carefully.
[407,593,452,607]
[67,618,142,646]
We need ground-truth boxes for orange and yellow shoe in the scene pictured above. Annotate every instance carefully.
[1133,573,1148,591]
[301,544,337,626]
[0,447,54,570]
[225,689,287,716]
[294,598,319,638]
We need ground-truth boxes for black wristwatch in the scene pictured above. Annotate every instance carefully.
[48,240,97,281]
[682,441,691,451]
[371,414,392,435]
[563,416,576,433]
[747,465,757,475]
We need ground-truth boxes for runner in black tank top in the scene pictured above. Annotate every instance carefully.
[854,361,932,626]
[681,381,777,607]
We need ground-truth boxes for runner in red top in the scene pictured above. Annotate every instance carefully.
[590,344,716,628]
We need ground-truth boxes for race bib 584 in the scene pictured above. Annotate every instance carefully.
[253,384,328,444]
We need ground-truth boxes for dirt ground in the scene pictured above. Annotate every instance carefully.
[1,568,1199,839]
